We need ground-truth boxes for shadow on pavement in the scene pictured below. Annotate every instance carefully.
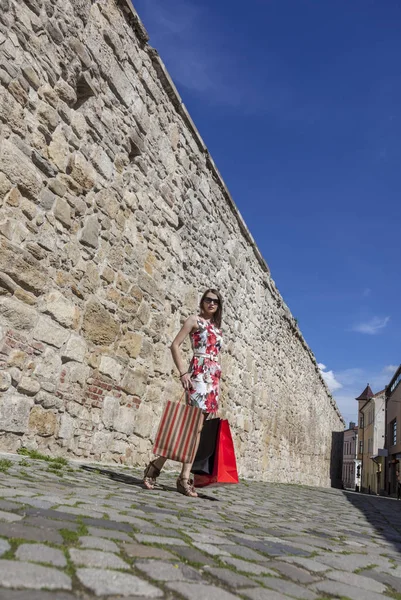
[342,489,401,551]
[80,464,219,501]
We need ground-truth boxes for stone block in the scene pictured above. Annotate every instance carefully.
[28,405,58,436]
[37,100,59,129]
[16,543,67,567]
[0,539,10,556]
[121,366,147,396]
[0,173,12,200]
[136,560,203,582]
[0,394,33,432]
[44,290,78,328]
[99,355,123,380]
[35,390,62,409]
[79,214,99,248]
[62,334,87,363]
[33,316,69,348]
[63,362,90,385]
[208,567,258,589]
[33,347,62,380]
[0,239,47,296]
[311,580,386,600]
[0,87,26,135]
[68,152,96,190]
[124,543,174,559]
[82,299,119,345]
[17,376,41,396]
[3,186,20,207]
[117,332,142,358]
[102,395,119,429]
[259,577,319,599]
[221,557,276,576]
[90,147,114,179]
[134,534,188,546]
[114,406,135,435]
[39,188,57,211]
[57,413,75,440]
[325,569,387,593]
[0,521,63,544]
[53,197,71,228]
[92,430,114,453]
[166,583,239,600]
[0,560,71,590]
[0,371,12,391]
[69,548,129,570]
[76,568,163,597]
[78,536,119,552]
[0,510,23,523]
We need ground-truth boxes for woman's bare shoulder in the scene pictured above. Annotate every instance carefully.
[182,314,199,331]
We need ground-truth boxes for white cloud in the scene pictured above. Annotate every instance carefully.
[318,363,343,392]
[352,316,390,335]
[327,364,396,425]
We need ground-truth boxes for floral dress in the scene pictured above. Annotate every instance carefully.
[187,317,223,413]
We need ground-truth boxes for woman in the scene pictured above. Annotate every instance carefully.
[143,289,223,497]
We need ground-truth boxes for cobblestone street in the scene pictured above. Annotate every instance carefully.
[0,453,401,599]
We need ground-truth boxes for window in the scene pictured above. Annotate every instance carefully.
[368,438,373,454]
[360,415,364,428]
[391,419,397,446]
[359,441,363,454]
[390,371,401,393]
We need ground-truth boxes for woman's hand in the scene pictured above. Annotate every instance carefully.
[180,373,192,392]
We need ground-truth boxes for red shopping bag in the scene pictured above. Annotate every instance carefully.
[153,400,203,464]
[194,419,239,487]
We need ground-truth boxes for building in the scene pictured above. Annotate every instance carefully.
[342,422,360,490]
[385,365,401,496]
[356,385,386,494]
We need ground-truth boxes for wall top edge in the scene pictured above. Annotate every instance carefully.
[123,0,270,277]
[120,0,344,426]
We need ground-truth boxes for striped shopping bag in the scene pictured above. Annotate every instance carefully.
[153,400,203,463]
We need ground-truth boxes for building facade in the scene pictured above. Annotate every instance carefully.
[342,423,360,490]
[357,385,386,494]
[385,366,401,496]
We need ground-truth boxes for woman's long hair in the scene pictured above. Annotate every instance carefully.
[199,289,223,329]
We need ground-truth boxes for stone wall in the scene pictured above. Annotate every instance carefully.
[0,0,344,485]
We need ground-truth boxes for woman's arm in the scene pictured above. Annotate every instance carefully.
[170,315,197,391]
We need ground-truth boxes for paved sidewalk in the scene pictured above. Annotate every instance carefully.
[0,453,401,599]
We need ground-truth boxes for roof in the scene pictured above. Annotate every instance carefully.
[355,384,374,401]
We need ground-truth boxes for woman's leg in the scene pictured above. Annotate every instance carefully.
[143,456,167,489]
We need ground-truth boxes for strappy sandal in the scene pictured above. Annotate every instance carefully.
[176,477,198,497]
[143,460,161,490]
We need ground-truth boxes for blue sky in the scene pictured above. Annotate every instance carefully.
[133,0,401,425]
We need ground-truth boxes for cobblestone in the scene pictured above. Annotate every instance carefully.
[0,456,400,599]
[0,560,71,590]
[69,548,129,569]
[78,535,120,552]
[76,568,163,597]
[15,544,66,567]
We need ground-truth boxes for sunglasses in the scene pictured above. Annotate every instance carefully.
[204,297,219,305]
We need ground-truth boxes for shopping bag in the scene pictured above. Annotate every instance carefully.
[194,419,239,487]
[153,400,203,464]
[191,418,220,475]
